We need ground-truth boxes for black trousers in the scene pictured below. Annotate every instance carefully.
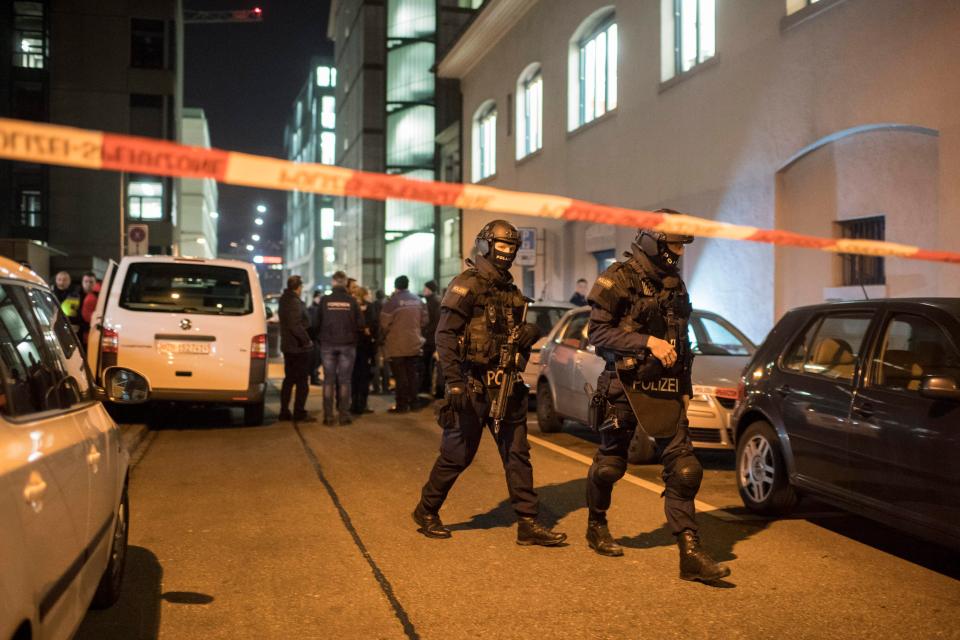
[586,372,701,534]
[281,351,312,415]
[419,382,538,517]
[351,346,374,411]
[390,356,419,410]
[420,345,436,393]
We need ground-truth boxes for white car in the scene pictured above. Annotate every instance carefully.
[87,256,268,425]
[520,301,575,393]
[0,256,149,640]
[536,306,755,449]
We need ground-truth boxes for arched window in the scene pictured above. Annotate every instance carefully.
[472,101,497,182]
[568,7,617,131]
[516,63,543,160]
[660,0,715,81]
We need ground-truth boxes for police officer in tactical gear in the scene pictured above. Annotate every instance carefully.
[413,220,567,547]
[584,209,731,582]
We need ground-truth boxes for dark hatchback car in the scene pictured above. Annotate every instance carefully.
[732,299,960,549]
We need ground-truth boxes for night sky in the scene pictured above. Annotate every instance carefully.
[183,0,333,257]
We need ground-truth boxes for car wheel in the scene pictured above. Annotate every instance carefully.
[536,381,563,433]
[244,399,265,426]
[91,486,129,609]
[736,421,798,515]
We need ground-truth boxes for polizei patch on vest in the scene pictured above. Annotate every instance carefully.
[596,276,614,289]
[633,377,680,394]
[450,284,469,296]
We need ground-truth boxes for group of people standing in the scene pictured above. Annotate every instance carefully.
[277,270,441,425]
[51,270,101,345]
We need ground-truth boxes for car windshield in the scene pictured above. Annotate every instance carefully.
[528,306,569,339]
[688,313,755,356]
[120,263,253,315]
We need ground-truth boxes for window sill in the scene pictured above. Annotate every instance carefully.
[567,108,617,140]
[472,173,498,186]
[515,148,543,167]
[658,55,720,94]
[781,0,848,32]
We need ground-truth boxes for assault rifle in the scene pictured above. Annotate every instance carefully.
[490,300,530,435]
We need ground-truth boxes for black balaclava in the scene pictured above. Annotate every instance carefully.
[476,219,521,272]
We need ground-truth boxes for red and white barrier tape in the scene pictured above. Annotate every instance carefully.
[1,117,957,264]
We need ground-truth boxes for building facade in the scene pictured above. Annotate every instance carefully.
[328,0,479,293]
[283,58,338,294]
[1,0,183,276]
[438,0,960,341]
[177,107,217,258]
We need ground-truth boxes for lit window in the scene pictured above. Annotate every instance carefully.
[786,0,821,15]
[317,65,334,87]
[321,132,336,165]
[321,96,336,129]
[128,178,164,220]
[320,208,335,240]
[13,1,46,69]
[572,16,617,129]
[17,189,42,228]
[472,102,497,182]
[516,65,543,160]
[660,0,715,82]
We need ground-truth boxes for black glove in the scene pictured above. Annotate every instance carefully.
[517,322,541,350]
[445,382,469,412]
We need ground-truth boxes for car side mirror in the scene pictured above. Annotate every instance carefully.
[265,308,274,319]
[101,367,150,404]
[920,376,960,401]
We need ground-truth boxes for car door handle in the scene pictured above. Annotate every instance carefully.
[23,471,48,512]
[87,445,101,471]
[775,385,792,396]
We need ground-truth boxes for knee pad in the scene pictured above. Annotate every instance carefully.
[668,456,703,499]
[592,456,627,485]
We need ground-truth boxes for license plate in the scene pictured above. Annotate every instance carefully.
[157,342,210,355]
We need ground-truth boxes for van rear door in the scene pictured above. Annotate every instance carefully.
[114,261,255,392]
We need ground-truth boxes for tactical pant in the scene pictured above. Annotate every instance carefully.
[586,373,702,534]
[420,382,538,517]
[280,351,311,416]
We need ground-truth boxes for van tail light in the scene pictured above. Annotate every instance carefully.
[101,328,119,354]
[251,334,267,359]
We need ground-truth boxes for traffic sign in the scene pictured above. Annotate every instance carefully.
[127,224,149,256]
[517,227,536,266]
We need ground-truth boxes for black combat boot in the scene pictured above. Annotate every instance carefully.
[323,400,336,426]
[516,517,567,547]
[677,529,731,582]
[412,504,452,539]
[586,520,624,557]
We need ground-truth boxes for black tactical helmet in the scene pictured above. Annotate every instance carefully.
[634,208,694,271]
[476,219,521,270]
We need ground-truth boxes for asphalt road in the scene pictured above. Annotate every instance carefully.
[77,388,960,640]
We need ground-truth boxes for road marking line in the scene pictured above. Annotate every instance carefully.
[527,433,744,523]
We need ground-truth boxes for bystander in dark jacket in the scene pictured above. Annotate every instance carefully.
[420,280,441,395]
[380,275,427,412]
[278,275,315,421]
[316,271,364,424]
[351,287,378,415]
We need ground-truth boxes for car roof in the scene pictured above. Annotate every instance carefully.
[120,255,255,271]
[0,255,49,287]
[789,297,960,315]
[531,300,574,308]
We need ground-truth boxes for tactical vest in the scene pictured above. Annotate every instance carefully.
[606,259,693,379]
[462,275,526,369]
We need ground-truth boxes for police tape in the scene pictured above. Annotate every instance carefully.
[2,116,958,264]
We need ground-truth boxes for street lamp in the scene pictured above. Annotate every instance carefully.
[254,217,264,226]
[256,204,267,214]
[246,244,254,251]
[251,234,261,242]
[210,211,219,219]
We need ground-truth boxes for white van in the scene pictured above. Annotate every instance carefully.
[87,256,268,425]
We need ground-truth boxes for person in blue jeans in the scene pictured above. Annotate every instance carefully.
[314,271,364,425]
